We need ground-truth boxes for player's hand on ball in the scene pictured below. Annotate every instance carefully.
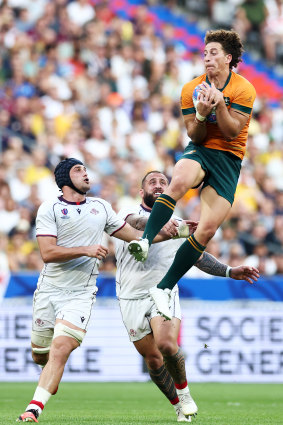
[194,82,217,118]
[210,82,224,107]
[230,265,260,284]
[169,220,198,239]
[184,220,199,234]
[162,219,179,238]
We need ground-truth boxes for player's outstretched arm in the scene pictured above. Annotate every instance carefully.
[113,222,174,243]
[229,265,260,284]
[125,214,198,239]
[125,214,148,231]
[195,252,259,284]
[37,236,108,262]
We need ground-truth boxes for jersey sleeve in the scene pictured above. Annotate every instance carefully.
[36,201,57,237]
[180,81,196,116]
[102,200,126,236]
[116,205,139,221]
[230,80,256,115]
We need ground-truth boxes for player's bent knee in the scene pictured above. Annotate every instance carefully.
[157,340,177,356]
[32,350,49,366]
[146,355,163,370]
[53,322,85,345]
[32,346,51,354]
[31,329,53,365]
[169,178,189,198]
[32,328,54,347]
[199,226,217,243]
[31,329,53,357]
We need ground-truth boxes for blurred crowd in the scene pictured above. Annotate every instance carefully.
[176,0,283,66]
[0,0,283,277]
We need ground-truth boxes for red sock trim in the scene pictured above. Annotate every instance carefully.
[170,396,179,405]
[175,381,187,390]
[30,400,44,410]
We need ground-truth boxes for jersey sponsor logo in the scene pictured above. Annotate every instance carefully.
[129,329,137,337]
[90,208,99,215]
[61,208,70,219]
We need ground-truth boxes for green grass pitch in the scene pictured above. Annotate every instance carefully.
[1,382,282,425]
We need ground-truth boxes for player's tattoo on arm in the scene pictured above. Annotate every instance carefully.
[163,348,186,385]
[125,214,148,231]
[148,364,177,401]
[195,252,228,277]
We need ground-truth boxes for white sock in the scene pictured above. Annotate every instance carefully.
[34,386,52,404]
[26,386,52,416]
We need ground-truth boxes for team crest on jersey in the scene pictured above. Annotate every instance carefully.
[130,329,137,337]
[224,97,230,106]
[35,318,45,327]
[90,208,99,215]
[61,208,70,219]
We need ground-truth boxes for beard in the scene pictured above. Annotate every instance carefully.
[143,192,158,208]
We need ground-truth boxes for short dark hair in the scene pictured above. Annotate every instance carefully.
[204,29,244,70]
[141,171,168,188]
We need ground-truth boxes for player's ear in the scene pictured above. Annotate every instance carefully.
[140,188,144,197]
[225,53,232,65]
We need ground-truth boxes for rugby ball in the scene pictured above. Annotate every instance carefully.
[192,84,217,124]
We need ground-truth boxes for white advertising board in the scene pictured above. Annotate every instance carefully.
[180,301,283,382]
[0,302,282,382]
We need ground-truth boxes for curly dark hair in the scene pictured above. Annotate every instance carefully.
[204,29,244,70]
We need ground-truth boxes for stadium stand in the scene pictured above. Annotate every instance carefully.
[0,0,283,278]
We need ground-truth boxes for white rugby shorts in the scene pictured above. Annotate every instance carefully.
[32,283,98,334]
[119,289,181,342]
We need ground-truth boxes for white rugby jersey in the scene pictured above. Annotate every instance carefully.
[36,195,125,289]
[115,204,184,300]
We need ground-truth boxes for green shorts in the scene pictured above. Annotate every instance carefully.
[180,144,242,205]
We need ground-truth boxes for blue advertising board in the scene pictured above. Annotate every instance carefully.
[3,273,283,301]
